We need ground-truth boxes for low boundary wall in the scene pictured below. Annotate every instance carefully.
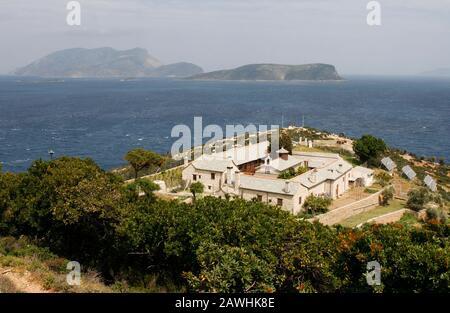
[356,209,415,228]
[309,189,384,226]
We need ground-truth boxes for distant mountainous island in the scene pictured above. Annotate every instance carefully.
[188,63,342,81]
[13,47,204,78]
[419,68,450,77]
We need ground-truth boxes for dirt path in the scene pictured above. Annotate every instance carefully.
[0,268,49,293]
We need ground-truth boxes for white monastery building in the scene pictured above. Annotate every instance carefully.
[182,140,374,214]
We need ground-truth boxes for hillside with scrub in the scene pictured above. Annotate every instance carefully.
[0,131,449,293]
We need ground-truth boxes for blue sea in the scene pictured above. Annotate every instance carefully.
[0,76,449,172]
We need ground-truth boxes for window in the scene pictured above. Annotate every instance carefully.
[298,197,302,205]
[277,198,283,206]
[208,185,212,190]
[268,199,272,203]
[257,195,263,202]
[199,175,202,179]
[211,173,215,180]
[193,174,197,181]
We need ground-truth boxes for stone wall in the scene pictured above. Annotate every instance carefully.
[357,209,414,227]
[310,189,384,226]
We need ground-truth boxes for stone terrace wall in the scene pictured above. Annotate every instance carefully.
[310,189,384,226]
[357,209,414,227]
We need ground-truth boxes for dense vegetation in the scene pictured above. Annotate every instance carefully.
[0,157,449,293]
[278,166,309,179]
[302,194,332,216]
[124,148,164,179]
[353,134,387,166]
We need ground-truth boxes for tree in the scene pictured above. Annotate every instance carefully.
[296,165,308,175]
[1,157,124,268]
[268,131,293,154]
[353,134,387,166]
[183,242,275,292]
[425,207,447,224]
[0,171,22,234]
[125,149,164,179]
[302,194,332,215]
[189,182,204,201]
[406,187,431,212]
[278,168,296,179]
[380,187,394,206]
[280,132,293,154]
[374,171,392,187]
[333,223,450,293]
[124,179,160,203]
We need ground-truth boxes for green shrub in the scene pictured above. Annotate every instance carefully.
[45,257,69,274]
[425,208,447,224]
[407,188,431,212]
[278,168,296,179]
[353,134,387,166]
[0,237,20,255]
[302,195,332,215]
[296,166,309,175]
[0,255,25,267]
[189,182,204,200]
[374,171,392,187]
[380,187,394,206]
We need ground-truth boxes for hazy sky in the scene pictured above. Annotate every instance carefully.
[1,0,449,75]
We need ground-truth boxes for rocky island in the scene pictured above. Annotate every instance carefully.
[188,63,342,81]
[13,47,204,78]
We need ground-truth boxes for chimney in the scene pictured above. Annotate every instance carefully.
[277,148,289,160]
[309,169,317,183]
[284,181,291,193]
[234,171,241,193]
[183,156,189,166]
[226,157,233,185]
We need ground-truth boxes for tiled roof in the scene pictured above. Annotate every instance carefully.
[209,141,269,166]
[191,157,236,172]
[263,155,304,172]
[293,158,353,188]
[276,147,289,154]
[353,166,374,175]
[292,151,340,159]
[239,175,302,196]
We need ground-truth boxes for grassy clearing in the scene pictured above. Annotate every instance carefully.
[398,212,422,228]
[339,199,406,228]
[293,146,326,153]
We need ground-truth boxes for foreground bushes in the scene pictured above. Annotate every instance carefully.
[0,157,449,292]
